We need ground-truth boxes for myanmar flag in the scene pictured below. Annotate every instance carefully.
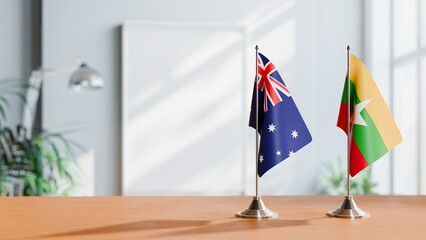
[337,53,402,177]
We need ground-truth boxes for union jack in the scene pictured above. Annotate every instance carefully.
[257,53,291,112]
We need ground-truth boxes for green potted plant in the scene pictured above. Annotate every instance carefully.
[318,156,378,195]
[0,79,81,196]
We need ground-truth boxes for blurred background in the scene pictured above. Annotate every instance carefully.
[0,0,424,196]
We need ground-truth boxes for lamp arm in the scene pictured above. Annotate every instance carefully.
[21,60,81,137]
[21,71,43,137]
[33,59,82,77]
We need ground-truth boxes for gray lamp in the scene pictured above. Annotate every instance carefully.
[69,63,104,90]
[22,61,104,137]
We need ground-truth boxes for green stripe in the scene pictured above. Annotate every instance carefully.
[352,91,388,164]
[341,77,389,164]
[340,76,356,104]
[340,78,358,118]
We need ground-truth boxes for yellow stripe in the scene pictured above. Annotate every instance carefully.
[349,53,402,150]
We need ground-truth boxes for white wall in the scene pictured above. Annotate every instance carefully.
[42,0,363,195]
[0,0,32,127]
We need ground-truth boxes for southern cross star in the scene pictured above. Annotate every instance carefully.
[291,130,298,138]
[268,123,276,132]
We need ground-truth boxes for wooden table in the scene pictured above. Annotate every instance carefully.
[2,196,426,239]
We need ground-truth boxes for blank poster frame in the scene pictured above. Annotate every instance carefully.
[121,21,249,196]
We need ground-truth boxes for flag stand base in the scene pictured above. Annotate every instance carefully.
[327,195,370,219]
[236,196,278,219]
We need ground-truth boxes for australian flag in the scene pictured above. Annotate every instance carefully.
[249,52,312,177]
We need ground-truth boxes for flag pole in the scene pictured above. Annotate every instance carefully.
[326,46,369,219]
[255,45,260,198]
[346,45,351,198]
[236,45,277,219]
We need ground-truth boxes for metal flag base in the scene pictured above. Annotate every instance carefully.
[236,196,278,219]
[327,195,370,219]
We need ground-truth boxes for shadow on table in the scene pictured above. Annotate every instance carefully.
[36,217,319,238]
[153,218,313,238]
[36,220,210,238]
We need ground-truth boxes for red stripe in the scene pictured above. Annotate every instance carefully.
[337,103,348,134]
[264,94,268,112]
[350,135,369,177]
[257,63,275,90]
[269,77,290,96]
[265,79,282,105]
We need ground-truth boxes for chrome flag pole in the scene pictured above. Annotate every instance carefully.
[327,46,369,219]
[236,45,277,219]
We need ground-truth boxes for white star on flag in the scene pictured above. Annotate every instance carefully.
[276,151,281,156]
[353,99,371,126]
[259,155,264,163]
[291,130,298,138]
[268,123,276,132]
[288,150,294,157]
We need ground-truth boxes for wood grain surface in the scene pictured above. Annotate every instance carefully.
[1,196,425,239]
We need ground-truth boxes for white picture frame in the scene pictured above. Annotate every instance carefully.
[121,21,249,195]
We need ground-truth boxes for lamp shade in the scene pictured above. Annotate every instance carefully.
[69,63,104,90]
